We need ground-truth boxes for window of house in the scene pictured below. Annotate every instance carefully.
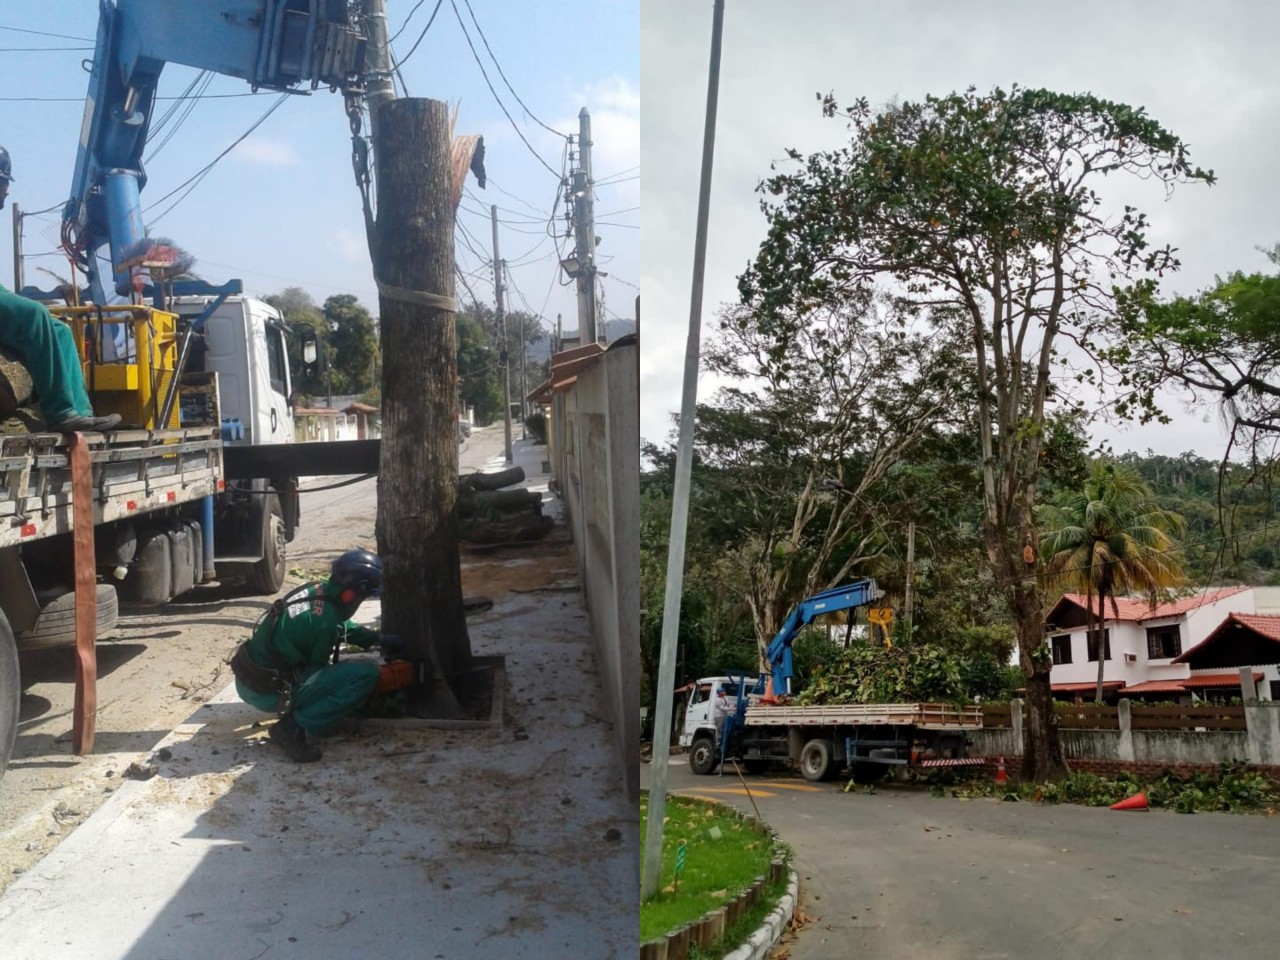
[1087,628,1111,662]
[1146,624,1182,660]
[1051,634,1073,665]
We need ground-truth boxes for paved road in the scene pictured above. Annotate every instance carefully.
[644,758,1280,959]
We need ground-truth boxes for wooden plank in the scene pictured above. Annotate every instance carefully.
[70,432,97,756]
[1131,705,1245,718]
[1130,716,1247,731]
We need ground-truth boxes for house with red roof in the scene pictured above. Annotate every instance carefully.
[1041,586,1265,701]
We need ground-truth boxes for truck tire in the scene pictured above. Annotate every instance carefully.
[246,494,287,595]
[799,738,836,782]
[16,585,118,650]
[0,610,18,780]
[689,736,718,776]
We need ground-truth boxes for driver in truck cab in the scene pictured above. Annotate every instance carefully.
[0,144,121,433]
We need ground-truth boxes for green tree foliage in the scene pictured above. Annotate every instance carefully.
[265,287,328,396]
[1039,463,1187,701]
[323,294,379,395]
[457,306,502,425]
[738,85,1212,781]
[1116,245,1280,450]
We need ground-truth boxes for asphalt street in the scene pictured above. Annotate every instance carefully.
[644,757,1280,960]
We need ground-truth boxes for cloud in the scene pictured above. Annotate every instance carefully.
[233,136,301,167]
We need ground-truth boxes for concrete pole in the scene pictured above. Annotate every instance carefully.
[573,108,598,343]
[491,205,513,463]
[904,521,915,641]
[360,0,396,143]
[519,290,528,440]
[641,0,725,902]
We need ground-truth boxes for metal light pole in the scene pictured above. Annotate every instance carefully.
[641,0,726,901]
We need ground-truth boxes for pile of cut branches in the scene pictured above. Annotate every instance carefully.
[796,643,965,705]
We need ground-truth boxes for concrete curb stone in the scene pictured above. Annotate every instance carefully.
[722,870,798,960]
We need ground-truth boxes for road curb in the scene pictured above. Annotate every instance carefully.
[723,869,798,960]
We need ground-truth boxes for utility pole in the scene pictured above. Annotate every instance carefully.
[904,521,916,641]
[556,313,562,354]
[519,297,528,440]
[642,0,726,902]
[491,205,513,463]
[360,0,395,142]
[11,204,22,289]
[571,108,598,344]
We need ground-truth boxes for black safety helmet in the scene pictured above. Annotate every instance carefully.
[330,548,383,599]
[0,144,11,182]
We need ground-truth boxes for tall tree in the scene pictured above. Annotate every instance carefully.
[323,293,380,394]
[455,304,503,424]
[666,293,968,667]
[1039,463,1186,702]
[739,86,1212,780]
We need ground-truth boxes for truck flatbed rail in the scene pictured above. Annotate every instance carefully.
[0,428,223,548]
[744,701,983,729]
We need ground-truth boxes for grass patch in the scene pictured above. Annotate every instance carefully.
[640,790,788,945]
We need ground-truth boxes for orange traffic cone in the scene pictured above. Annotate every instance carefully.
[1110,792,1149,812]
[759,676,778,705]
[995,757,1008,784]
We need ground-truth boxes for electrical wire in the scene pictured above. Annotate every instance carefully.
[146,71,216,162]
[0,45,93,52]
[393,0,444,67]
[458,0,567,139]
[0,25,91,42]
[484,175,553,218]
[0,92,271,102]
[447,0,562,179]
[144,92,290,226]
[389,0,431,43]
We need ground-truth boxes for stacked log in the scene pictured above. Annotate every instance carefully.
[456,466,554,545]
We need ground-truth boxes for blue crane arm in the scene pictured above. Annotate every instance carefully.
[765,579,883,696]
[64,0,366,302]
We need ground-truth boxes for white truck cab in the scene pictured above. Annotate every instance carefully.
[679,675,762,748]
[170,295,294,446]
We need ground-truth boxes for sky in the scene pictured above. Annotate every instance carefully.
[0,0,638,346]
[640,0,1280,460]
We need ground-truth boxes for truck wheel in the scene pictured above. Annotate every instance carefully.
[689,736,718,776]
[247,495,287,595]
[15,585,118,650]
[0,611,18,780]
[799,738,835,782]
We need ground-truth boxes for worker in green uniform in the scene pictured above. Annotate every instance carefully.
[230,548,412,762]
[0,143,121,432]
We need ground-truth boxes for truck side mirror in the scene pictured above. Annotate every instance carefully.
[299,325,323,379]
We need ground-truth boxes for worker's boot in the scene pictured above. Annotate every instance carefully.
[270,715,322,763]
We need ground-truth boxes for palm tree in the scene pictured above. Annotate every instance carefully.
[1039,463,1187,703]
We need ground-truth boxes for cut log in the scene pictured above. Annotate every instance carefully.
[0,346,33,419]
[459,514,554,545]
[457,488,543,518]
[459,466,525,492]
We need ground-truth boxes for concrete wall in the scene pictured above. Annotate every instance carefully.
[977,699,1270,767]
[547,341,640,800]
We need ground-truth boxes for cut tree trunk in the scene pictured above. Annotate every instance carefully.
[459,514,554,545]
[459,466,525,491]
[456,488,542,518]
[373,98,471,719]
[0,346,33,418]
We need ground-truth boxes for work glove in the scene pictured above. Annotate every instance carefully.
[378,634,407,660]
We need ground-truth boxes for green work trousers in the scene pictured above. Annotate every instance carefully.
[237,659,381,736]
[0,285,93,422]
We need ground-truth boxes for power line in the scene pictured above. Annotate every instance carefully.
[0,25,91,42]
[144,93,291,226]
[146,71,216,162]
[388,0,431,43]
[484,175,552,218]
[392,0,444,68]
[596,164,640,182]
[0,92,271,102]
[447,0,562,179]
[0,45,93,52]
[458,0,567,139]
[596,207,639,218]
[596,174,640,187]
